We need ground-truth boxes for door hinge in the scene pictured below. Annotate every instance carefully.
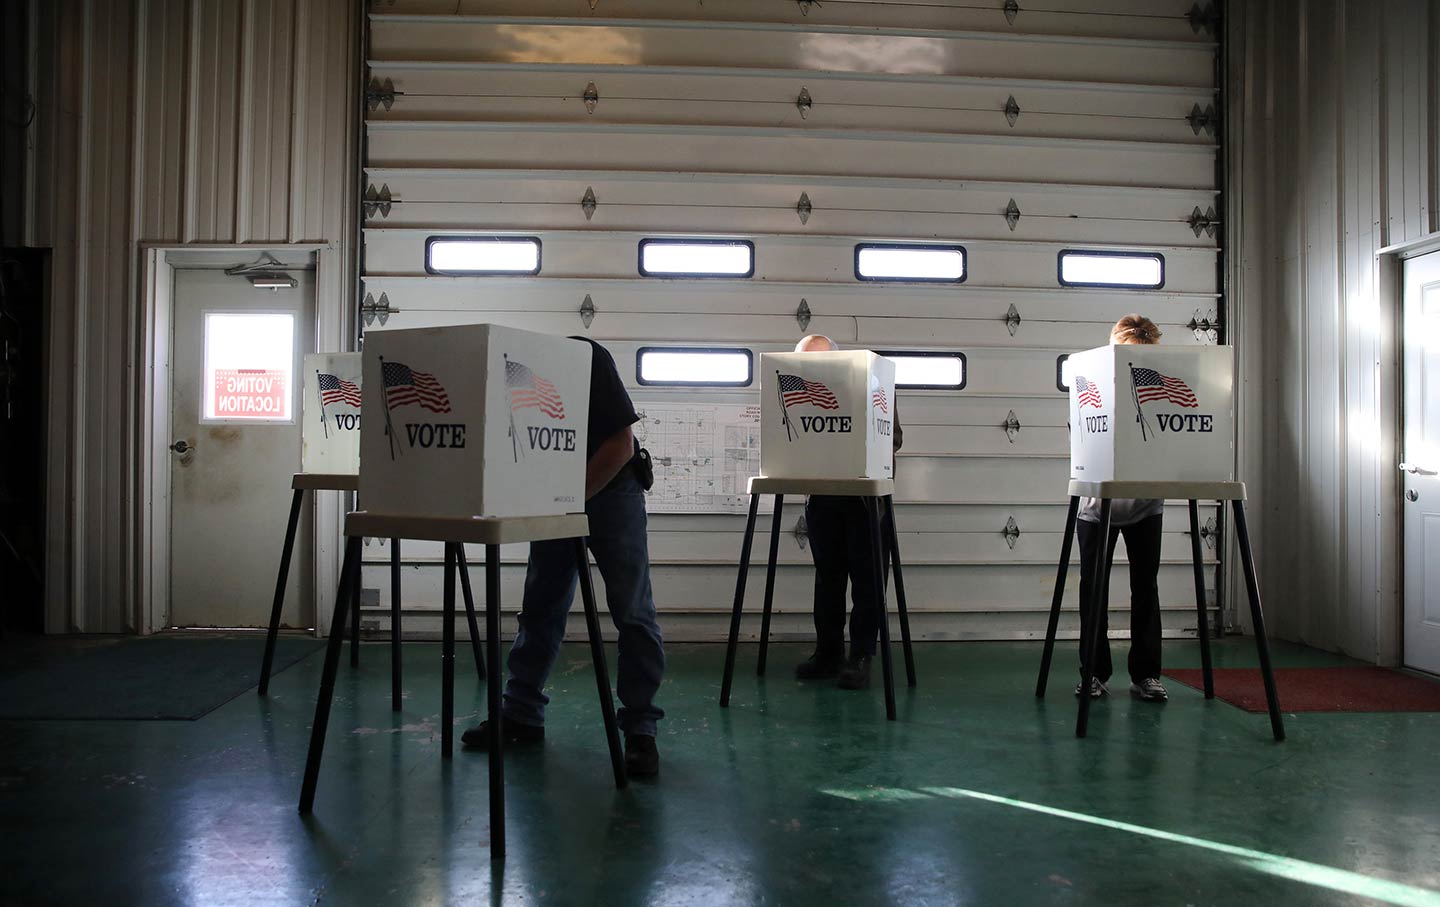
[1187,102,1219,137]
[1004,95,1021,127]
[583,82,599,114]
[365,77,401,113]
[796,298,812,332]
[1188,205,1220,238]
[1187,1,1221,36]
[797,86,813,120]
[1003,410,1021,443]
[1005,303,1022,337]
[1188,309,1221,342]
[796,192,813,225]
[362,183,392,219]
[1004,0,1021,27]
[1003,516,1021,549]
[1005,198,1022,231]
[579,294,596,329]
[361,291,392,327]
[581,186,598,221]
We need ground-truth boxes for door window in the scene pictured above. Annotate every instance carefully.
[202,312,296,422]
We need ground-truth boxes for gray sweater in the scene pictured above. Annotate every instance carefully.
[1077,496,1163,527]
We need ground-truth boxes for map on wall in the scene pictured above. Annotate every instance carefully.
[632,402,766,513]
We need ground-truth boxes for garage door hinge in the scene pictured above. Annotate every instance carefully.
[1005,198,1021,231]
[796,0,819,16]
[1003,410,1021,443]
[365,77,400,113]
[583,82,599,114]
[1004,1,1020,27]
[796,192,813,225]
[1187,1,1221,36]
[579,294,596,328]
[581,186,598,221]
[361,292,391,327]
[1004,303,1022,336]
[1003,516,1021,549]
[1188,308,1220,342]
[793,514,809,549]
[797,87,813,119]
[362,183,392,219]
[1004,95,1021,127]
[1187,102,1219,136]
[1186,515,1219,551]
[1188,205,1219,238]
[796,298,812,331]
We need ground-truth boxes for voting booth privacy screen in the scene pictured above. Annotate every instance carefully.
[1068,344,1234,483]
[360,325,592,518]
[759,351,897,480]
[302,353,362,474]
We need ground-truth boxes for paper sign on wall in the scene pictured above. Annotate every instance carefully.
[212,369,287,418]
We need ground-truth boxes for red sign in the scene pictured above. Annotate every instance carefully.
[212,368,288,419]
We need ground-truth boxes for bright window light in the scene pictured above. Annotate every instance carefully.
[1058,250,1164,289]
[856,244,966,282]
[1057,354,1074,392]
[202,312,295,422]
[636,347,753,386]
[877,351,967,389]
[639,240,754,278]
[426,236,541,275]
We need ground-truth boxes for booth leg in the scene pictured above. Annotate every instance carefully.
[867,497,897,721]
[884,496,917,689]
[577,537,627,790]
[1188,501,1215,699]
[298,535,361,813]
[720,494,761,707]
[457,546,486,681]
[1036,495,1080,699]
[349,553,361,669]
[485,543,506,859]
[259,488,305,696]
[390,539,402,711]
[756,495,785,678]
[1232,501,1285,742]
[1076,500,1112,738]
[441,544,456,759]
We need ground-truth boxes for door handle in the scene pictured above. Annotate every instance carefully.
[169,439,194,454]
[1399,462,1437,476]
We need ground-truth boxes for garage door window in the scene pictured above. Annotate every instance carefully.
[426,236,542,275]
[638,240,754,278]
[877,351,967,389]
[856,244,967,283]
[1058,250,1164,289]
[636,347,753,386]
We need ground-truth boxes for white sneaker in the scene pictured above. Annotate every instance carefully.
[1130,678,1169,702]
[1074,678,1108,699]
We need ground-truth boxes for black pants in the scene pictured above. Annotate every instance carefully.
[805,495,889,659]
[1077,513,1163,684]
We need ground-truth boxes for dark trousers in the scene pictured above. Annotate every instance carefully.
[1077,513,1163,685]
[805,495,889,659]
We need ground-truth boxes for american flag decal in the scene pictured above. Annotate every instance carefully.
[1131,367,1198,408]
[872,387,889,414]
[381,361,451,413]
[778,373,840,410]
[317,373,361,407]
[1074,376,1103,409]
[505,359,565,419]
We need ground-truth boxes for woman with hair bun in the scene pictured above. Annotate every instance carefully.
[1075,314,1168,703]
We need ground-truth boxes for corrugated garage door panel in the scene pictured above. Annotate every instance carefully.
[361,1,1221,640]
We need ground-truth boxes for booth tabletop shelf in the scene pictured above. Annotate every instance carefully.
[344,511,589,545]
[1067,480,1246,501]
[748,477,896,497]
[292,473,360,492]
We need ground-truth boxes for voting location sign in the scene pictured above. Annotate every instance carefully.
[302,353,362,474]
[759,350,896,480]
[1068,344,1234,483]
[360,324,592,519]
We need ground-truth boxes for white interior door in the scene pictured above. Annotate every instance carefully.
[168,266,316,628]
[1401,250,1440,675]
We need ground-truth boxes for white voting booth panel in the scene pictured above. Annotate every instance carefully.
[302,353,362,474]
[1068,345,1234,483]
[360,325,591,518]
[759,351,897,480]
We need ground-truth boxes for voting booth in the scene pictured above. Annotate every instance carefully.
[360,324,592,519]
[302,353,363,475]
[759,350,897,480]
[1067,344,1234,483]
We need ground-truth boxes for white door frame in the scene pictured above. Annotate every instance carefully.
[137,242,348,635]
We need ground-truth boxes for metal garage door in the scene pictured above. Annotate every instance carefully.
[359,0,1223,641]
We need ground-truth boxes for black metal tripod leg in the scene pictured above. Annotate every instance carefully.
[720,493,761,707]
[298,535,362,813]
[885,495,916,688]
[457,546,486,681]
[391,539,402,711]
[867,497,897,721]
[1189,501,1214,699]
[1232,500,1284,742]
[757,495,785,677]
[576,537,627,790]
[442,543,456,759]
[259,488,305,695]
[1036,495,1080,698]
[349,549,361,669]
[485,543,506,859]
[1076,500,1112,738]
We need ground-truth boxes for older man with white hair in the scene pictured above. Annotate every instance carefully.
[790,334,903,689]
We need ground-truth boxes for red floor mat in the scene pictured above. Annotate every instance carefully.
[1164,666,1440,713]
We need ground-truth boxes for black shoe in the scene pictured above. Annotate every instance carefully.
[795,650,844,680]
[460,718,544,750]
[837,654,872,690]
[624,734,660,778]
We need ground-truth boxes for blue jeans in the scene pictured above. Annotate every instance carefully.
[502,470,666,736]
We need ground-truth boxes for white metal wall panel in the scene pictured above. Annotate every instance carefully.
[363,1,1221,640]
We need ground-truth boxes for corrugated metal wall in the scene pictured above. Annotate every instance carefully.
[25,0,359,632]
[362,1,1224,641]
[1229,0,1435,661]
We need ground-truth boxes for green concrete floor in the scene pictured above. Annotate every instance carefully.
[2,639,1439,907]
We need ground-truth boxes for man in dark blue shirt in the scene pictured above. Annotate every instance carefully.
[463,337,665,777]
